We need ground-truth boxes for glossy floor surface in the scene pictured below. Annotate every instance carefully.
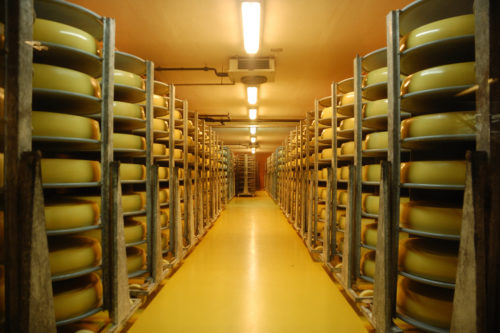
[128,192,368,333]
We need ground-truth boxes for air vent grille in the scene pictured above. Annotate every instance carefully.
[237,58,271,70]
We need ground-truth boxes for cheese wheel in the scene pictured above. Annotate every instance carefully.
[74,193,144,212]
[397,277,453,329]
[400,201,462,236]
[337,147,342,156]
[45,199,99,231]
[321,148,333,159]
[33,18,97,55]
[127,246,146,273]
[165,148,183,159]
[318,204,326,220]
[337,214,346,230]
[365,67,388,86]
[188,153,196,163]
[362,193,379,214]
[340,166,349,180]
[158,189,169,203]
[49,236,101,276]
[161,230,170,250]
[33,63,100,97]
[32,111,100,140]
[339,117,354,130]
[158,166,168,179]
[361,250,376,278]
[150,119,167,131]
[153,143,166,155]
[401,62,475,95]
[113,69,144,89]
[340,91,354,105]
[114,133,145,150]
[113,101,145,119]
[337,190,348,205]
[362,164,381,182]
[321,127,333,140]
[363,99,388,118]
[403,14,474,51]
[361,223,378,247]
[153,94,166,107]
[321,107,333,119]
[318,187,327,200]
[399,238,458,283]
[53,273,103,322]
[400,160,466,185]
[340,141,354,155]
[160,209,169,227]
[401,111,476,138]
[170,129,183,140]
[41,158,100,183]
[124,219,146,244]
[363,131,388,150]
[120,163,145,181]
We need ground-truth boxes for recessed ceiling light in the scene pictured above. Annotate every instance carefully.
[250,125,256,135]
[250,137,256,143]
[247,86,258,105]
[249,108,257,120]
[251,147,256,154]
[241,1,261,54]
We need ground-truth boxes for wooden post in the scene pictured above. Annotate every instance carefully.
[342,164,356,288]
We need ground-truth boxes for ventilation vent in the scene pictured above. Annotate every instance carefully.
[237,58,272,70]
[228,57,275,83]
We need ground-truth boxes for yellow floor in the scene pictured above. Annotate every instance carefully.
[128,192,368,333]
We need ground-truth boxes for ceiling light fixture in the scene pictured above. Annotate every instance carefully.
[247,86,258,105]
[249,108,257,120]
[249,125,256,135]
[251,147,256,154]
[241,1,261,54]
[250,137,256,143]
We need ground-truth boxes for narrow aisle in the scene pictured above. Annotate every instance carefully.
[128,192,368,333]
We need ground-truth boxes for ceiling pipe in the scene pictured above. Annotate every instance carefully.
[155,66,229,77]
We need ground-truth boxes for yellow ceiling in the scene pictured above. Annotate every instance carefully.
[69,0,413,153]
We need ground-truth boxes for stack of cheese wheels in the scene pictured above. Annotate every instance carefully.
[363,99,388,118]
[32,111,100,140]
[33,18,98,55]
[363,131,388,150]
[127,246,146,274]
[113,101,145,119]
[41,158,100,184]
[113,133,145,150]
[399,238,458,283]
[49,236,101,276]
[400,201,462,236]
[401,111,476,139]
[362,164,381,182]
[33,63,101,97]
[340,141,354,156]
[361,249,376,278]
[53,273,102,322]
[400,160,466,185]
[397,277,453,329]
[45,198,99,231]
[120,163,146,181]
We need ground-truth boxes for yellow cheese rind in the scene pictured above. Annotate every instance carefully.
[365,67,388,86]
[340,141,354,155]
[33,63,100,97]
[337,190,348,205]
[339,166,349,180]
[404,14,474,51]
[49,236,101,276]
[400,201,462,235]
[53,273,103,322]
[340,92,354,106]
[113,133,145,150]
[397,277,453,329]
[321,127,333,140]
[124,219,146,244]
[33,18,97,54]
[361,223,378,247]
[400,111,476,138]
[74,193,144,212]
[321,107,333,119]
[120,163,146,181]
[113,101,145,119]
[363,99,388,118]
[113,69,144,89]
[362,164,381,182]
[399,238,458,283]
[321,148,333,159]
[363,131,388,150]
[45,199,99,230]
[33,111,100,140]
[401,62,475,95]
[361,250,376,278]
[153,143,167,155]
[339,117,354,130]
[127,246,146,273]
[41,159,100,183]
[400,160,466,185]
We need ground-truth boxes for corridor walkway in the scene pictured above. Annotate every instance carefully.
[128,192,368,333]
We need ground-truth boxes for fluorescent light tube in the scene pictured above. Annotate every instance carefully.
[249,108,257,120]
[242,2,261,54]
[250,125,256,135]
[251,147,256,154]
[251,137,256,143]
[247,86,258,105]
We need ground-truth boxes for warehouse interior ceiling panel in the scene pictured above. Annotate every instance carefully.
[70,0,413,152]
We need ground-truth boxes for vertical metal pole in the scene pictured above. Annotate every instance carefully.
[168,85,176,254]
[353,55,363,281]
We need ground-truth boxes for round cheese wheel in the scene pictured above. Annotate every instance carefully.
[337,190,348,205]
[340,141,355,155]
[362,164,381,182]
[41,158,100,183]
[321,148,333,159]
[363,131,388,150]
[113,101,145,119]
[33,63,100,97]
[340,166,350,180]
[33,18,97,54]
[53,273,103,322]
[74,193,143,212]
[318,187,327,200]
[153,94,166,107]
[113,69,144,89]
[158,189,169,203]
[362,193,379,214]
[161,230,170,250]
[120,163,145,181]
[321,127,333,140]
[361,222,378,247]
[113,133,145,150]
[151,119,167,131]
[337,214,346,230]
[400,160,466,185]
[32,111,100,140]
[45,199,99,230]
[401,111,476,138]
[339,117,354,130]
[401,62,475,95]
[361,250,376,278]
[340,91,354,106]
[49,236,101,276]
[397,277,453,329]
[363,99,388,118]
[399,238,458,283]
[365,67,388,86]
[158,166,168,179]
[321,107,333,119]
[166,148,183,159]
[400,201,462,236]
[127,246,146,273]
[124,219,146,244]
[404,14,474,51]
[160,210,169,227]
[153,143,166,155]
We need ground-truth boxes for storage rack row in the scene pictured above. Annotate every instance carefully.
[265,148,281,202]
[276,0,499,331]
[235,153,257,197]
[0,0,230,331]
